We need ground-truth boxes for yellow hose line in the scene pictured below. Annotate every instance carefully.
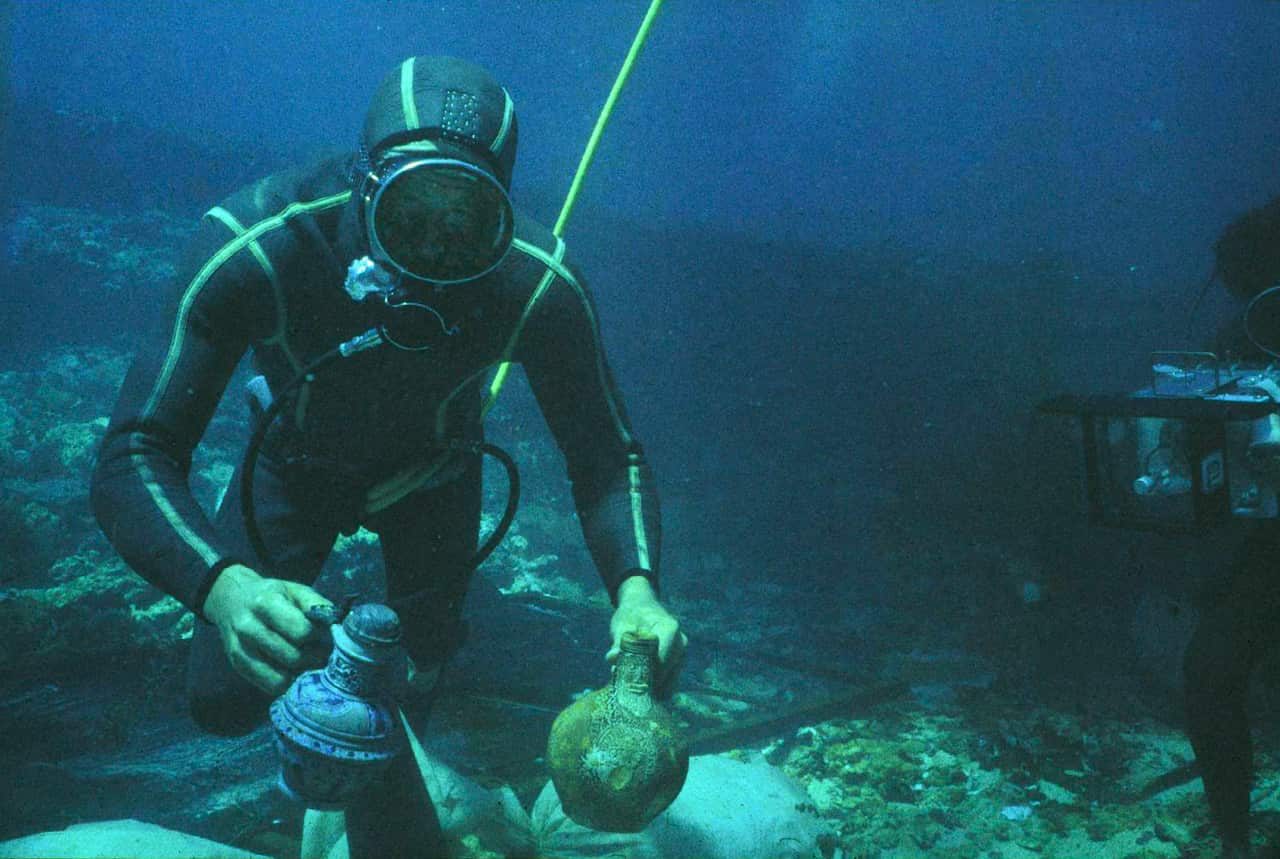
[554,0,664,238]
[486,0,664,412]
[485,362,513,413]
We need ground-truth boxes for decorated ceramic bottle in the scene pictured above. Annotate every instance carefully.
[546,632,689,832]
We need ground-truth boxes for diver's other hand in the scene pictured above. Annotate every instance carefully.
[607,575,687,699]
[202,563,333,696]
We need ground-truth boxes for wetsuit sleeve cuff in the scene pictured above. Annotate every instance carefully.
[610,567,660,606]
[192,557,245,621]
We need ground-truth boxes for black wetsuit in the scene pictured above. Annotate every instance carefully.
[90,153,662,734]
[1184,525,1280,851]
[1179,323,1280,853]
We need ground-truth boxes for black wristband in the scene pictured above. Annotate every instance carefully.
[193,557,245,620]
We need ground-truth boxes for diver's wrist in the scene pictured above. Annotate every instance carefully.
[202,562,260,625]
[616,572,659,606]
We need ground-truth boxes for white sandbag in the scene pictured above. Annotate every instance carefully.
[0,819,266,859]
[302,710,534,859]
[301,710,830,859]
[530,753,831,859]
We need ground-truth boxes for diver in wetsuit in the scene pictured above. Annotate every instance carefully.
[1184,194,1280,859]
[90,56,686,853]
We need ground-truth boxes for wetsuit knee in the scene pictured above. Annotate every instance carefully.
[188,686,271,737]
[186,620,273,736]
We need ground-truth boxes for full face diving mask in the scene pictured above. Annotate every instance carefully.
[360,154,514,285]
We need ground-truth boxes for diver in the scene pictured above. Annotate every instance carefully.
[1184,193,1280,859]
[90,55,686,855]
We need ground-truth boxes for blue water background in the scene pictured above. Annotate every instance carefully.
[4,0,1280,669]
[11,2,1278,269]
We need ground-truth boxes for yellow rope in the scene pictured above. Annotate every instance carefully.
[554,0,664,238]
[486,0,664,411]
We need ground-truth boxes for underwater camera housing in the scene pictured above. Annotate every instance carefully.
[1040,351,1280,532]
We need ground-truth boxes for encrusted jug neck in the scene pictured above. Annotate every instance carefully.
[614,633,657,693]
[611,632,658,716]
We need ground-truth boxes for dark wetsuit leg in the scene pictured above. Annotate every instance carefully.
[1184,526,1280,849]
[186,456,343,736]
[370,454,482,676]
[347,457,481,859]
[345,747,444,859]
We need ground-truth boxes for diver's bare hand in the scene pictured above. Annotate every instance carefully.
[607,575,687,699]
[202,563,332,696]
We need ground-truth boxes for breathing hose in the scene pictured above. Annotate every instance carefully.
[238,341,520,608]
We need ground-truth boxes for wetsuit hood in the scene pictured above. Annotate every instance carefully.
[361,56,518,190]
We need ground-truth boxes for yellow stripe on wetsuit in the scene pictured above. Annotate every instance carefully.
[399,57,421,130]
[509,237,634,448]
[628,453,651,570]
[204,206,303,374]
[141,191,350,420]
[492,237,652,571]
[137,191,350,565]
[131,447,220,567]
